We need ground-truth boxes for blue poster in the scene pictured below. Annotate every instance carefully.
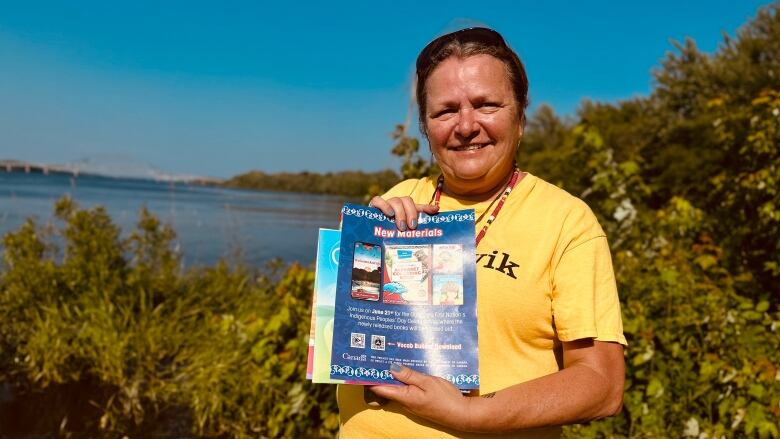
[330,203,479,389]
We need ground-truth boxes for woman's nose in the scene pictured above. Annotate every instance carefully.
[455,108,478,138]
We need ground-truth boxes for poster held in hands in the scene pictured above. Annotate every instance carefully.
[329,204,479,389]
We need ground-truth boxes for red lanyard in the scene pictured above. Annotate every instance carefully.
[432,168,523,246]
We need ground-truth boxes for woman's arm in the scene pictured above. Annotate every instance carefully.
[369,339,625,433]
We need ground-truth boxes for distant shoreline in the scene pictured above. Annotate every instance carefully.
[0,159,222,185]
[221,168,400,199]
[1,164,397,199]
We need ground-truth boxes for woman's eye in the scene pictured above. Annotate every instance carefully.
[434,108,456,118]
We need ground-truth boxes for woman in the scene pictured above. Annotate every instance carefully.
[338,27,626,438]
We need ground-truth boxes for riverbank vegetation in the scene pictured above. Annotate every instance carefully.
[222,169,400,199]
[0,198,337,437]
[1,4,779,438]
[530,6,780,436]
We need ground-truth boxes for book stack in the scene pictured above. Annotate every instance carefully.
[306,204,480,389]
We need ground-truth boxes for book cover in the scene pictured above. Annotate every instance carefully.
[309,228,372,385]
[382,244,432,305]
[330,204,479,389]
[308,229,341,382]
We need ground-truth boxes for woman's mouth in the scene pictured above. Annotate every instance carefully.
[451,143,490,152]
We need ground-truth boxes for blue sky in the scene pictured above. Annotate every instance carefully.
[0,1,772,178]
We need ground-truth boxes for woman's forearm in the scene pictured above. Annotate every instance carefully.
[462,342,624,433]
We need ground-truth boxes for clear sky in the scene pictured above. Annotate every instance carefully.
[0,1,772,178]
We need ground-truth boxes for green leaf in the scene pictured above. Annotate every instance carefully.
[647,377,665,398]
[748,384,766,399]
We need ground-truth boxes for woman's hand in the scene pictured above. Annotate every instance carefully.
[368,364,472,431]
[368,341,624,433]
[369,196,439,231]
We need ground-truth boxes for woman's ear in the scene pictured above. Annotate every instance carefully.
[517,114,525,138]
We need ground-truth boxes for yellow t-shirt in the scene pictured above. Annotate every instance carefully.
[338,173,627,439]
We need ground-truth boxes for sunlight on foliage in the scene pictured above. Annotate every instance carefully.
[2,4,779,438]
[0,198,336,437]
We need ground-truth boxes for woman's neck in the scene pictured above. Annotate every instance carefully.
[441,167,518,203]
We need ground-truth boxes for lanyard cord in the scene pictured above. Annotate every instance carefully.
[431,167,523,246]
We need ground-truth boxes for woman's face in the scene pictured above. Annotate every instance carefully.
[423,54,523,196]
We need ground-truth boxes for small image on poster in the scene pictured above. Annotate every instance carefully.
[383,245,431,305]
[351,242,381,301]
[432,274,464,306]
[432,244,464,274]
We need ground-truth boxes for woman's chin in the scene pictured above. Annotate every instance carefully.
[445,164,493,181]
[452,171,488,182]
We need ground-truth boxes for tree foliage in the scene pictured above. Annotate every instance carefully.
[1,4,779,438]
[390,123,439,180]
[514,5,780,437]
[224,168,399,200]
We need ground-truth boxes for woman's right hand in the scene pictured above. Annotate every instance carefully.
[369,196,439,231]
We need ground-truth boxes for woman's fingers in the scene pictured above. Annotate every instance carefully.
[389,363,429,387]
[386,197,408,230]
[417,203,440,215]
[369,196,395,217]
[368,364,428,402]
[400,197,418,230]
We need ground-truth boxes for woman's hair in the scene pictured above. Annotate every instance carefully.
[415,27,529,135]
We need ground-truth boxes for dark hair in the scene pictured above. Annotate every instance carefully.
[415,27,529,135]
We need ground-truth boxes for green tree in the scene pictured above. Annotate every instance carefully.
[557,5,780,437]
[391,123,439,180]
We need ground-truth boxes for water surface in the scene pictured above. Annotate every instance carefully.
[0,172,346,266]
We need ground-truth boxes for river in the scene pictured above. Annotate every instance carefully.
[0,172,346,267]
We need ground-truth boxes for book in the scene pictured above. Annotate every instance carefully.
[328,204,479,389]
[308,228,372,384]
[307,229,341,382]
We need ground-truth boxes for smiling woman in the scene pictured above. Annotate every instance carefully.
[424,54,523,197]
[345,27,627,439]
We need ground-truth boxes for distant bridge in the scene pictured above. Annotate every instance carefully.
[0,158,222,184]
[0,159,80,176]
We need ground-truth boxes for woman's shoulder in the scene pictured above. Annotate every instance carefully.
[523,173,603,234]
[524,173,590,210]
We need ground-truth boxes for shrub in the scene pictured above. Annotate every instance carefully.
[0,197,338,438]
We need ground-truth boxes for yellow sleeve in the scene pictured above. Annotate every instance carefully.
[550,204,627,346]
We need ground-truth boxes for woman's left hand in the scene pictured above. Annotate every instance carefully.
[368,364,472,430]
